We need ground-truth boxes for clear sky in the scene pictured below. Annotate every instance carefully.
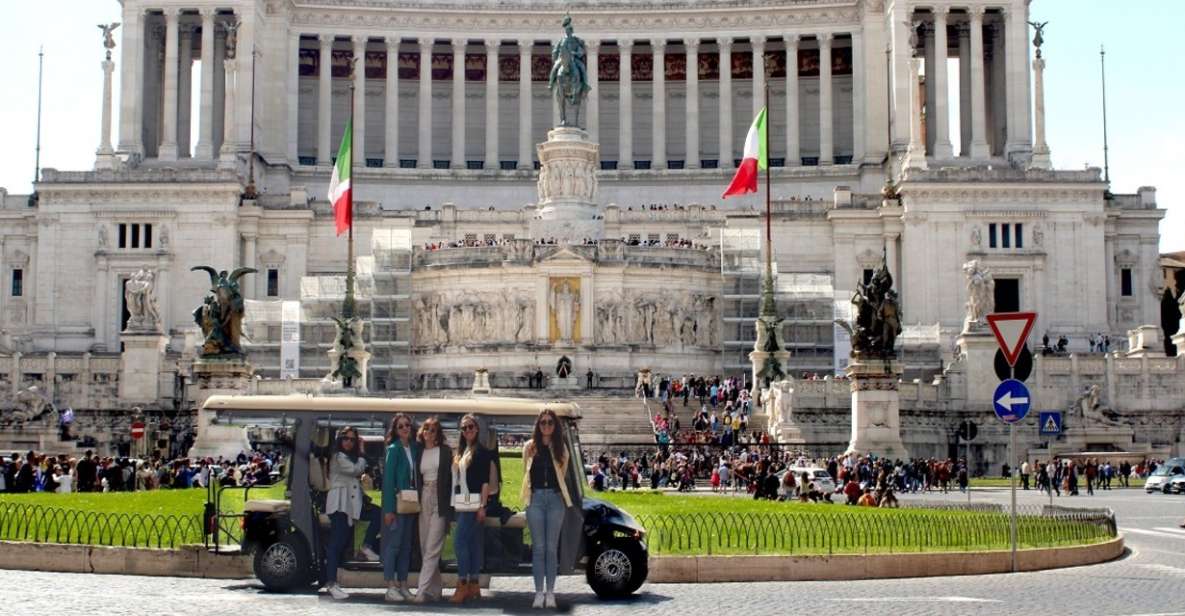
[0,0,1181,252]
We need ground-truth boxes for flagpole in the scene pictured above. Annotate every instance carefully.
[759,84,775,320]
[344,61,357,320]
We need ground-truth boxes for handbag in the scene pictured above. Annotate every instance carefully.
[452,466,482,512]
[396,489,421,514]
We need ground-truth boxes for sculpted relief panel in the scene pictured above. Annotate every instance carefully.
[595,289,719,349]
[413,289,536,348]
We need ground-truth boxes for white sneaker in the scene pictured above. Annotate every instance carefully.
[544,592,557,608]
[398,585,414,601]
[532,592,545,609]
[384,587,404,603]
[359,545,381,562]
[326,583,350,600]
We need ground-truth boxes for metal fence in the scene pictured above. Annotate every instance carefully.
[636,504,1117,556]
[0,501,205,549]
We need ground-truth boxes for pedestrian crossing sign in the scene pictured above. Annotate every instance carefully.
[1039,411,1062,435]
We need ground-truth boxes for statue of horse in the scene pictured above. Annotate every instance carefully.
[549,16,590,128]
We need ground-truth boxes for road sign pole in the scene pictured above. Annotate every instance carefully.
[1009,422,1018,573]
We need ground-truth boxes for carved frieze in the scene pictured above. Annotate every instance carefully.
[412,288,536,348]
[593,289,719,349]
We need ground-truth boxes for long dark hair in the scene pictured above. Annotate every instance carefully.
[454,413,483,467]
[417,417,442,447]
[530,409,568,466]
[386,413,415,446]
[334,426,361,462]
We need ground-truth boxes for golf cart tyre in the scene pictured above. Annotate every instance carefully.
[254,534,312,592]
[586,540,647,599]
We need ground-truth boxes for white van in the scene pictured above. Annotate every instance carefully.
[782,467,837,494]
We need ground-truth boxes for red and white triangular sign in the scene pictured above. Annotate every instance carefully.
[986,311,1037,366]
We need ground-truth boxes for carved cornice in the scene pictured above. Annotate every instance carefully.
[906,186,1098,205]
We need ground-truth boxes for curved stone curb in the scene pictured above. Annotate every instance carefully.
[0,542,251,579]
[647,535,1125,583]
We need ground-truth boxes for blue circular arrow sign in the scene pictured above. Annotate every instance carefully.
[993,379,1031,424]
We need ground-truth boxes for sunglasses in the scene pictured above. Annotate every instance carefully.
[341,436,356,442]
[539,419,555,427]
[424,426,438,432]
[396,423,411,429]
[462,424,478,432]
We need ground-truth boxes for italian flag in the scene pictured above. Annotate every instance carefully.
[328,118,353,236]
[722,107,768,199]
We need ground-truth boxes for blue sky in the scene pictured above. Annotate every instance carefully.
[0,0,1181,252]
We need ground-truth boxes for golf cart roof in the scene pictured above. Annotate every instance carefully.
[202,394,581,419]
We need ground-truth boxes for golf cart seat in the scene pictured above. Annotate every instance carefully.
[484,511,527,529]
[243,499,291,514]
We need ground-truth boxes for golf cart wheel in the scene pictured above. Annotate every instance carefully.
[587,540,647,599]
[254,535,312,592]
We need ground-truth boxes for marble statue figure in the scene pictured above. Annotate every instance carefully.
[1074,384,1122,428]
[124,269,162,332]
[963,259,994,328]
[99,23,120,60]
[549,16,590,128]
[551,280,579,343]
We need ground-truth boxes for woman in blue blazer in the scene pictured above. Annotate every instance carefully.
[381,413,421,602]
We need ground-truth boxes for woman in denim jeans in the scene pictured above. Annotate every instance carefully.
[521,408,574,609]
[380,413,419,602]
[450,414,493,604]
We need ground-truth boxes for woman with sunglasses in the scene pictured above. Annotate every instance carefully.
[380,413,419,602]
[412,417,452,603]
[323,426,380,600]
[521,409,574,609]
[451,413,494,604]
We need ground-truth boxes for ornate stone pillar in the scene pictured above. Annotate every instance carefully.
[242,233,257,299]
[819,34,834,165]
[618,39,633,169]
[286,31,300,164]
[958,24,971,156]
[96,56,117,169]
[851,31,866,162]
[684,38,700,169]
[219,40,239,164]
[178,25,194,157]
[586,39,600,142]
[417,37,432,169]
[196,9,217,159]
[1006,5,1033,160]
[651,39,666,170]
[158,8,180,161]
[751,37,765,117]
[1029,42,1052,169]
[385,37,400,167]
[484,39,499,169]
[517,39,532,169]
[353,36,367,165]
[718,38,733,168]
[903,33,928,171]
[451,38,465,168]
[932,10,954,159]
[317,35,332,165]
[785,34,799,166]
[968,7,990,158]
[117,7,144,157]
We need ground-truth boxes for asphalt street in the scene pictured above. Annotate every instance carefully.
[3,486,1184,616]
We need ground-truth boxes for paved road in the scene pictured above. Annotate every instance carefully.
[4,487,1184,616]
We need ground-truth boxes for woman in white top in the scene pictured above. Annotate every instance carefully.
[53,464,73,493]
[322,426,380,600]
[412,417,453,603]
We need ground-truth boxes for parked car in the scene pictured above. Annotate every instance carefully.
[781,467,837,494]
[1144,458,1185,494]
[1169,474,1185,495]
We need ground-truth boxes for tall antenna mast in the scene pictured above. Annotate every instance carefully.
[1099,44,1110,184]
[33,46,45,188]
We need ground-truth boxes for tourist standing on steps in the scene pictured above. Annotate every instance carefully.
[381,413,420,603]
[451,414,494,604]
[323,426,382,601]
[523,408,576,609]
[413,417,453,604]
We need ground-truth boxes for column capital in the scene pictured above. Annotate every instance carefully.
[934,6,951,18]
[968,6,986,19]
[517,39,534,51]
[197,7,215,19]
[685,38,700,52]
[585,38,601,50]
[451,38,466,50]
[717,37,732,52]
[751,37,766,52]
[650,38,666,52]
[418,37,434,50]
[819,32,834,46]
[484,38,501,50]
[319,34,334,49]
[618,39,634,52]
[784,33,801,46]
[353,36,367,50]
[163,7,180,22]
[386,36,401,51]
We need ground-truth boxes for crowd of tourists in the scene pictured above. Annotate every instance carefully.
[0,449,282,494]
[420,235,713,251]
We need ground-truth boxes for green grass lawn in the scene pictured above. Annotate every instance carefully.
[0,453,1115,555]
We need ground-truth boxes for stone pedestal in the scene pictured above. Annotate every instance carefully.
[323,348,372,394]
[844,359,909,459]
[119,332,168,403]
[956,326,998,407]
[550,376,580,391]
[530,127,603,243]
[188,358,253,460]
[1125,325,1164,358]
[764,380,806,445]
[471,369,491,394]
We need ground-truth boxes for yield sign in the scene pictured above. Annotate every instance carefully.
[986,311,1037,366]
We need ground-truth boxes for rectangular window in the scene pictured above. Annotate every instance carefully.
[988,223,997,248]
[647,233,660,243]
[1015,223,1023,249]
[463,233,477,243]
[666,233,680,242]
[10,269,22,297]
[130,224,140,249]
[267,269,279,297]
[483,233,497,244]
[862,268,874,286]
[1121,268,1133,296]
[144,224,153,248]
[502,233,516,241]
[118,224,127,249]
[628,234,641,243]
[1002,223,1011,249]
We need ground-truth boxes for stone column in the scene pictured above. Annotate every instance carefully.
[751,37,765,117]
[178,26,194,157]
[317,35,332,165]
[958,24,971,156]
[417,38,433,169]
[903,43,928,170]
[586,39,600,141]
[484,39,499,169]
[286,32,300,164]
[517,39,532,169]
[219,54,239,164]
[785,35,799,166]
[1006,5,1033,160]
[851,31,866,162]
[651,39,667,169]
[96,58,118,169]
[968,7,990,158]
[923,22,936,155]
[384,37,400,167]
[158,8,180,161]
[352,37,367,166]
[932,9,954,159]
[242,233,257,299]
[718,38,733,168]
[117,8,144,157]
[819,34,834,165]
[1029,49,1052,169]
[618,40,633,169]
[451,39,465,168]
[684,38,700,169]
[195,9,216,159]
